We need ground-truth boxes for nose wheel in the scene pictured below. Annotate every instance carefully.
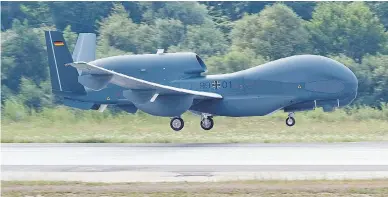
[170,117,184,131]
[200,116,214,130]
[286,112,296,127]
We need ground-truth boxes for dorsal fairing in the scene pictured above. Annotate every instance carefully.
[89,52,207,78]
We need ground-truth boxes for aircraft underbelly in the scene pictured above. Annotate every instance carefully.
[191,95,295,117]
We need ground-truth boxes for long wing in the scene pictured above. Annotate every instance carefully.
[68,62,222,99]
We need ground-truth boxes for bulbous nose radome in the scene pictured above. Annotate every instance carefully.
[339,64,358,106]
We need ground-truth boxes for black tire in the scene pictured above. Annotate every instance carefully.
[286,117,295,127]
[170,117,184,131]
[200,117,214,130]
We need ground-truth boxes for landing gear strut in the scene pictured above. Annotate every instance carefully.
[286,112,296,127]
[200,114,214,130]
[170,117,184,131]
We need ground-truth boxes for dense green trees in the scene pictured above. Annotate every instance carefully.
[169,22,228,57]
[206,48,265,74]
[231,4,311,60]
[1,20,48,93]
[307,2,387,62]
[154,19,185,50]
[369,2,388,29]
[96,3,139,56]
[360,55,388,106]
[141,2,210,25]
[1,1,388,110]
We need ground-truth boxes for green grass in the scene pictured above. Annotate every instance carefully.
[2,102,388,143]
[2,180,388,197]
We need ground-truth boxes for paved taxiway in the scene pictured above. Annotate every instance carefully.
[2,143,388,182]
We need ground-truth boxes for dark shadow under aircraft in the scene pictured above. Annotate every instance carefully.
[45,31,358,131]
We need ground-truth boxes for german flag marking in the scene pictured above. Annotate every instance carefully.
[53,41,64,46]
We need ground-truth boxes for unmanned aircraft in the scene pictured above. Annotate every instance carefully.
[45,31,358,131]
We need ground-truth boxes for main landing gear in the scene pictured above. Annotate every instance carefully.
[169,114,215,131]
[286,112,296,127]
[170,117,184,131]
[200,115,214,130]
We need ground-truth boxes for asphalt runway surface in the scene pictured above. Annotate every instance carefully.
[2,143,388,182]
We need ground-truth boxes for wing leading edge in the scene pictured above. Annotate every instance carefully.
[68,62,223,99]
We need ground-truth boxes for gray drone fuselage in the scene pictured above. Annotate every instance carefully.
[44,31,358,118]
[77,53,358,117]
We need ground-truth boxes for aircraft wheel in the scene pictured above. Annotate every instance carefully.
[170,117,184,131]
[286,117,295,127]
[200,117,214,130]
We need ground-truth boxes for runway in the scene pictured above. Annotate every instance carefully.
[2,143,388,182]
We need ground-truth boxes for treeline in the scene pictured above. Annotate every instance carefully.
[1,2,388,112]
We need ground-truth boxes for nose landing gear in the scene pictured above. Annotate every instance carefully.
[286,112,296,127]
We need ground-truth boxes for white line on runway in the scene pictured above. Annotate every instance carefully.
[2,143,388,166]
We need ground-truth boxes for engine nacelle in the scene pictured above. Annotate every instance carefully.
[134,94,194,117]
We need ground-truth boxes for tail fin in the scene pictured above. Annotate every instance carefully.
[72,33,96,62]
[45,31,86,96]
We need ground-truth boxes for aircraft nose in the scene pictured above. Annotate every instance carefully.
[349,71,358,93]
[344,64,358,93]
[339,64,358,106]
